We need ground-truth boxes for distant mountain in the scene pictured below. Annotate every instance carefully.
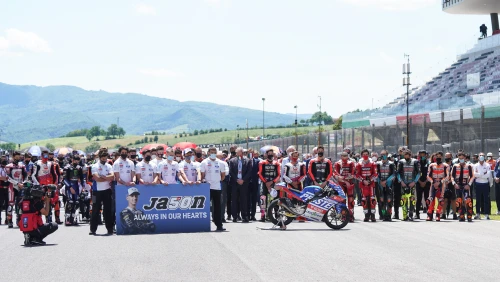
[0,82,299,143]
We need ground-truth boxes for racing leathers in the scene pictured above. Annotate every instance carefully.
[63,163,85,225]
[258,159,281,220]
[397,158,420,221]
[119,207,156,234]
[283,162,306,191]
[333,159,356,220]
[426,162,449,221]
[355,159,378,221]
[5,162,27,227]
[32,160,59,224]
[450,163,474,222]
[376,160,395,221]
[307,158,333,187]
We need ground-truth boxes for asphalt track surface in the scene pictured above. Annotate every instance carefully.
[0,206,499,282]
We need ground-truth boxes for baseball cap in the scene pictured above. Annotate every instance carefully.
[183,148,193,156]
[128,187,140,196]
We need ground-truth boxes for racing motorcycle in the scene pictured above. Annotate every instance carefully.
[268,181,349,230]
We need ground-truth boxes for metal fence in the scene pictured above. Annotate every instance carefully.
[246,105,500,160]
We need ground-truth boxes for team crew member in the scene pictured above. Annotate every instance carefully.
[158,148,181,185]
[392,147,406,220]
[63,155,85,225]
[200,147,226,231]
[5,151,27,228]
[258,149,281,222]
[441,152,457,219]
[415,150,430,219]
[149,148,158,167]
[194,147,204,163]
[32,150,60,224]
[283,151,306,190]
[426,151,449,222]
[179,149,201,184]
[475,153,492,219]
[307,146,333,188]
[89,148,115,235]
[376,150,395,221]
[113,147,136,186]
[135,150,158,185]
[0,156,8,224]
[174,149,183,163]
[397,150,420,221]
[450,152,474,222]
[280,146,296,182]
[355,149,378,222]
[334,152,357,221]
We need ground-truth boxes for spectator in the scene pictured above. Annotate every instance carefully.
[474,153,491,219]
[200,147,226,231]
[228,147,253,223]
[480,24,488,39]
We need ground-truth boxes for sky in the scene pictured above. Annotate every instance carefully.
[0,0,490,117]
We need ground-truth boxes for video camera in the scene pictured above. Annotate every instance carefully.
[24,182,57,200]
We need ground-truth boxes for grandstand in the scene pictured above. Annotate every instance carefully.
[341,1,500,153]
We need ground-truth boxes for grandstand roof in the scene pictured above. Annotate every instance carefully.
[443,0,500,15]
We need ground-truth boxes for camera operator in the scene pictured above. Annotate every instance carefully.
[20,184,58,246]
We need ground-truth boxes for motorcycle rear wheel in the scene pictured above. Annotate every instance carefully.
[268,199,294,227]
[323,206,349,230]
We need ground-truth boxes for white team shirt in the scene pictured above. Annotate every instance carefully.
[91,162,113,191]
[200,158,224,190]
[135,161,157,184]
[158,160,179,184]
[179,161,200,182]
[113,158,135,183]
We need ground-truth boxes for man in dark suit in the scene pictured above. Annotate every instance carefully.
[247,148,262,221]
[229,147,253,223]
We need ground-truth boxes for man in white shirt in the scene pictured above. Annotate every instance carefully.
[158,148,181,185]
[217,151,229,222]
[135,149,158,185]
[200,147,226,231]
[179,149,201,185]
[113,146,135,186]
[90,148,115,235]
[150,146,164,168]
[474,152,491,220]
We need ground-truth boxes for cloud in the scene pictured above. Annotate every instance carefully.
[204,0,222,5]
[136,4,156,15]
[340,0,437,11]
[139,68,183,78]
[0,28,52,56]
[379,51,396,64]
[424,45,444,53]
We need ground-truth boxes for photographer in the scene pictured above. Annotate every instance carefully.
[20,185,58,246]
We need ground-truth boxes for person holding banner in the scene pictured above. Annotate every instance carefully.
[200,147,226,231]
[179,149,201,185]
[113,146,135,187]
[158,148,181,185]
[135,150,158,185]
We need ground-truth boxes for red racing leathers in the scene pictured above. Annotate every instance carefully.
[5,162,26,227]
[426,162,449,221]
[33,160,60,223]
[450,163,474,221]
[355,159,378,221]
[333,159,356,220]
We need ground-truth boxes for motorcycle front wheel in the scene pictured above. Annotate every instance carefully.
[267,199,294,227]
[323,205,349,230]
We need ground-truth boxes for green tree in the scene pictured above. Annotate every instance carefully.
[85,142,100,153]
[193,130,199,136]
[224,128,227,131]
[107,124,118,138]
[332,115,342,130]
[117,127,126,138]
[85,132,93,142]
[89,126,101,140]
[149,137,153,143]
[300,119,306,124]
[100,129,107,137]
[46,143,55,152]
[153,135,158,142]
[2,142,16,152]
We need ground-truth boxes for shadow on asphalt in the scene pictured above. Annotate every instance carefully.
[21,244,58,248]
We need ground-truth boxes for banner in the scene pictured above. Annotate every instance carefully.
[115,184,211,235]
